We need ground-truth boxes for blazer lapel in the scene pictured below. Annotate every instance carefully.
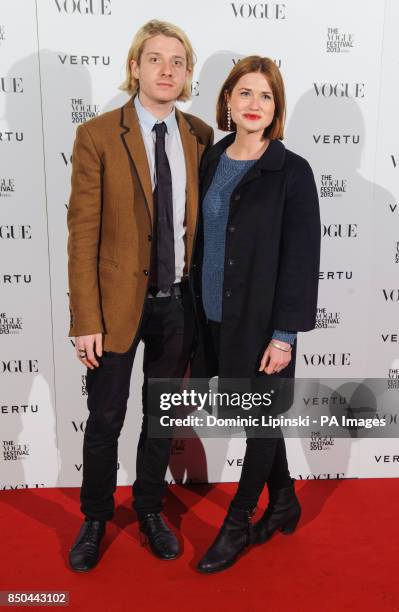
[176,109,199,269]
[120,98,153,225]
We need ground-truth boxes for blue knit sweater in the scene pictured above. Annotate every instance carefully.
[201,151,296,345]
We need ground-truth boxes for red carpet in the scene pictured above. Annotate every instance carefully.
[1,479,399,611]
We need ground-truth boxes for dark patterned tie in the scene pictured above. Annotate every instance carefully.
[152,122,175,293]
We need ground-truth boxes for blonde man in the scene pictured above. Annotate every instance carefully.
[67,20,213,571]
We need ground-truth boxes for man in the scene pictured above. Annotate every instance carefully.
[67,19,213,571]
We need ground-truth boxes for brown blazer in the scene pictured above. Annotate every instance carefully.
[67,97,213,353]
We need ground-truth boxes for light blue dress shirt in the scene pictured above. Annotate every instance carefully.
[134,95,187,282]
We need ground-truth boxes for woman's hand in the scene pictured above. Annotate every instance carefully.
[259,340,291,375]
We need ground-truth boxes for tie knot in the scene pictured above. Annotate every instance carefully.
[153,121,167,138]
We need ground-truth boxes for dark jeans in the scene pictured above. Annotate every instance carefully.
[81,285,195,522]
[208,320,292,512]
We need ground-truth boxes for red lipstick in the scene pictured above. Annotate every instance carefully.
[243,113,261,120]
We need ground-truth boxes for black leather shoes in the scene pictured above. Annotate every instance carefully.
[69,519,105,572]
[197,505,254,574]
[139,513,180,560]
[253,478,301,544]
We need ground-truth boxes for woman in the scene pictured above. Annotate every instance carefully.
[191,56,321,573]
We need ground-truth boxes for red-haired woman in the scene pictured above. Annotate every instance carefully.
[191,56,321,573]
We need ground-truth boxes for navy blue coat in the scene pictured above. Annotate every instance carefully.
[190,133,321,380]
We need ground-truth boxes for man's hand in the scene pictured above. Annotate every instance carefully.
[259,341,291,375]
[75,334,103,370]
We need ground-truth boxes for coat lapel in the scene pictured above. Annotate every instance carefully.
[202,134,286,195]
[176,108,199,269]
[201,132,235,199]
[120,98,153,225]
[235,139,286,191]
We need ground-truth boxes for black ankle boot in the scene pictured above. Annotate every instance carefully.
[197,505,254,574]
[69,519,106,572]
[253,478,301,544]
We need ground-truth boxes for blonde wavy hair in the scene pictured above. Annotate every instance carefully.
[120,20,195,101]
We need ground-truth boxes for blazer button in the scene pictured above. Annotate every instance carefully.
[228,258,234,266]
[147,235,152,242]
[234,194,241,201]
[228,225,236,233]
[143,270,149,276]
[225,290,232,298]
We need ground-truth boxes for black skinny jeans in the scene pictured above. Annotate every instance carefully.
[208,320,292,512]
[81,287,195,522]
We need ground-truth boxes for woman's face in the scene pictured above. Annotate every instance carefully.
[227,71,275,135]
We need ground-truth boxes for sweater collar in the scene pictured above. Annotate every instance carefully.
[207,132,286,171]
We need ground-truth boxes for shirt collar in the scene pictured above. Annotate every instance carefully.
[134,94,177,136]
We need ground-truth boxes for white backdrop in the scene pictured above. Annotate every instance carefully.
[1,0,399,490]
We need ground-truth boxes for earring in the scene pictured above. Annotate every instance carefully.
[227,105,231,131]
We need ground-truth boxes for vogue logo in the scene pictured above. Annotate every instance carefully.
[0,360,39,374]
[310,431,334,451]
[302,353,351,366]
[322,223,357,238]
[0,225,31,239]
[0,25,5,46]
[315,307,341,329]
[58,54,110,66]
[388,369,399,389]
[391,155,399,168]
[3,440,29,460]
[0,313,23,335]
[0,178,15,197]
[319,271,353,280]
[61,152,72,166]
[81,374,87,396]
[375,413,399,425]
[320,174,347,198]
[313,134,360,145]
[388,203,399,213]
[71,420,86,432]
[230,3,286,18]
[297,473,345,479]
[71,99,100,124]
[382,289,399,302]
[1,483,45,489]
[54,0,111,15]
[0,77,23,93]
[313,82,364,98]
[326,28,354,53]
[232,57,282,68]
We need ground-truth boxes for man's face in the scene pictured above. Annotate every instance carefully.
[131,34,190,104]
